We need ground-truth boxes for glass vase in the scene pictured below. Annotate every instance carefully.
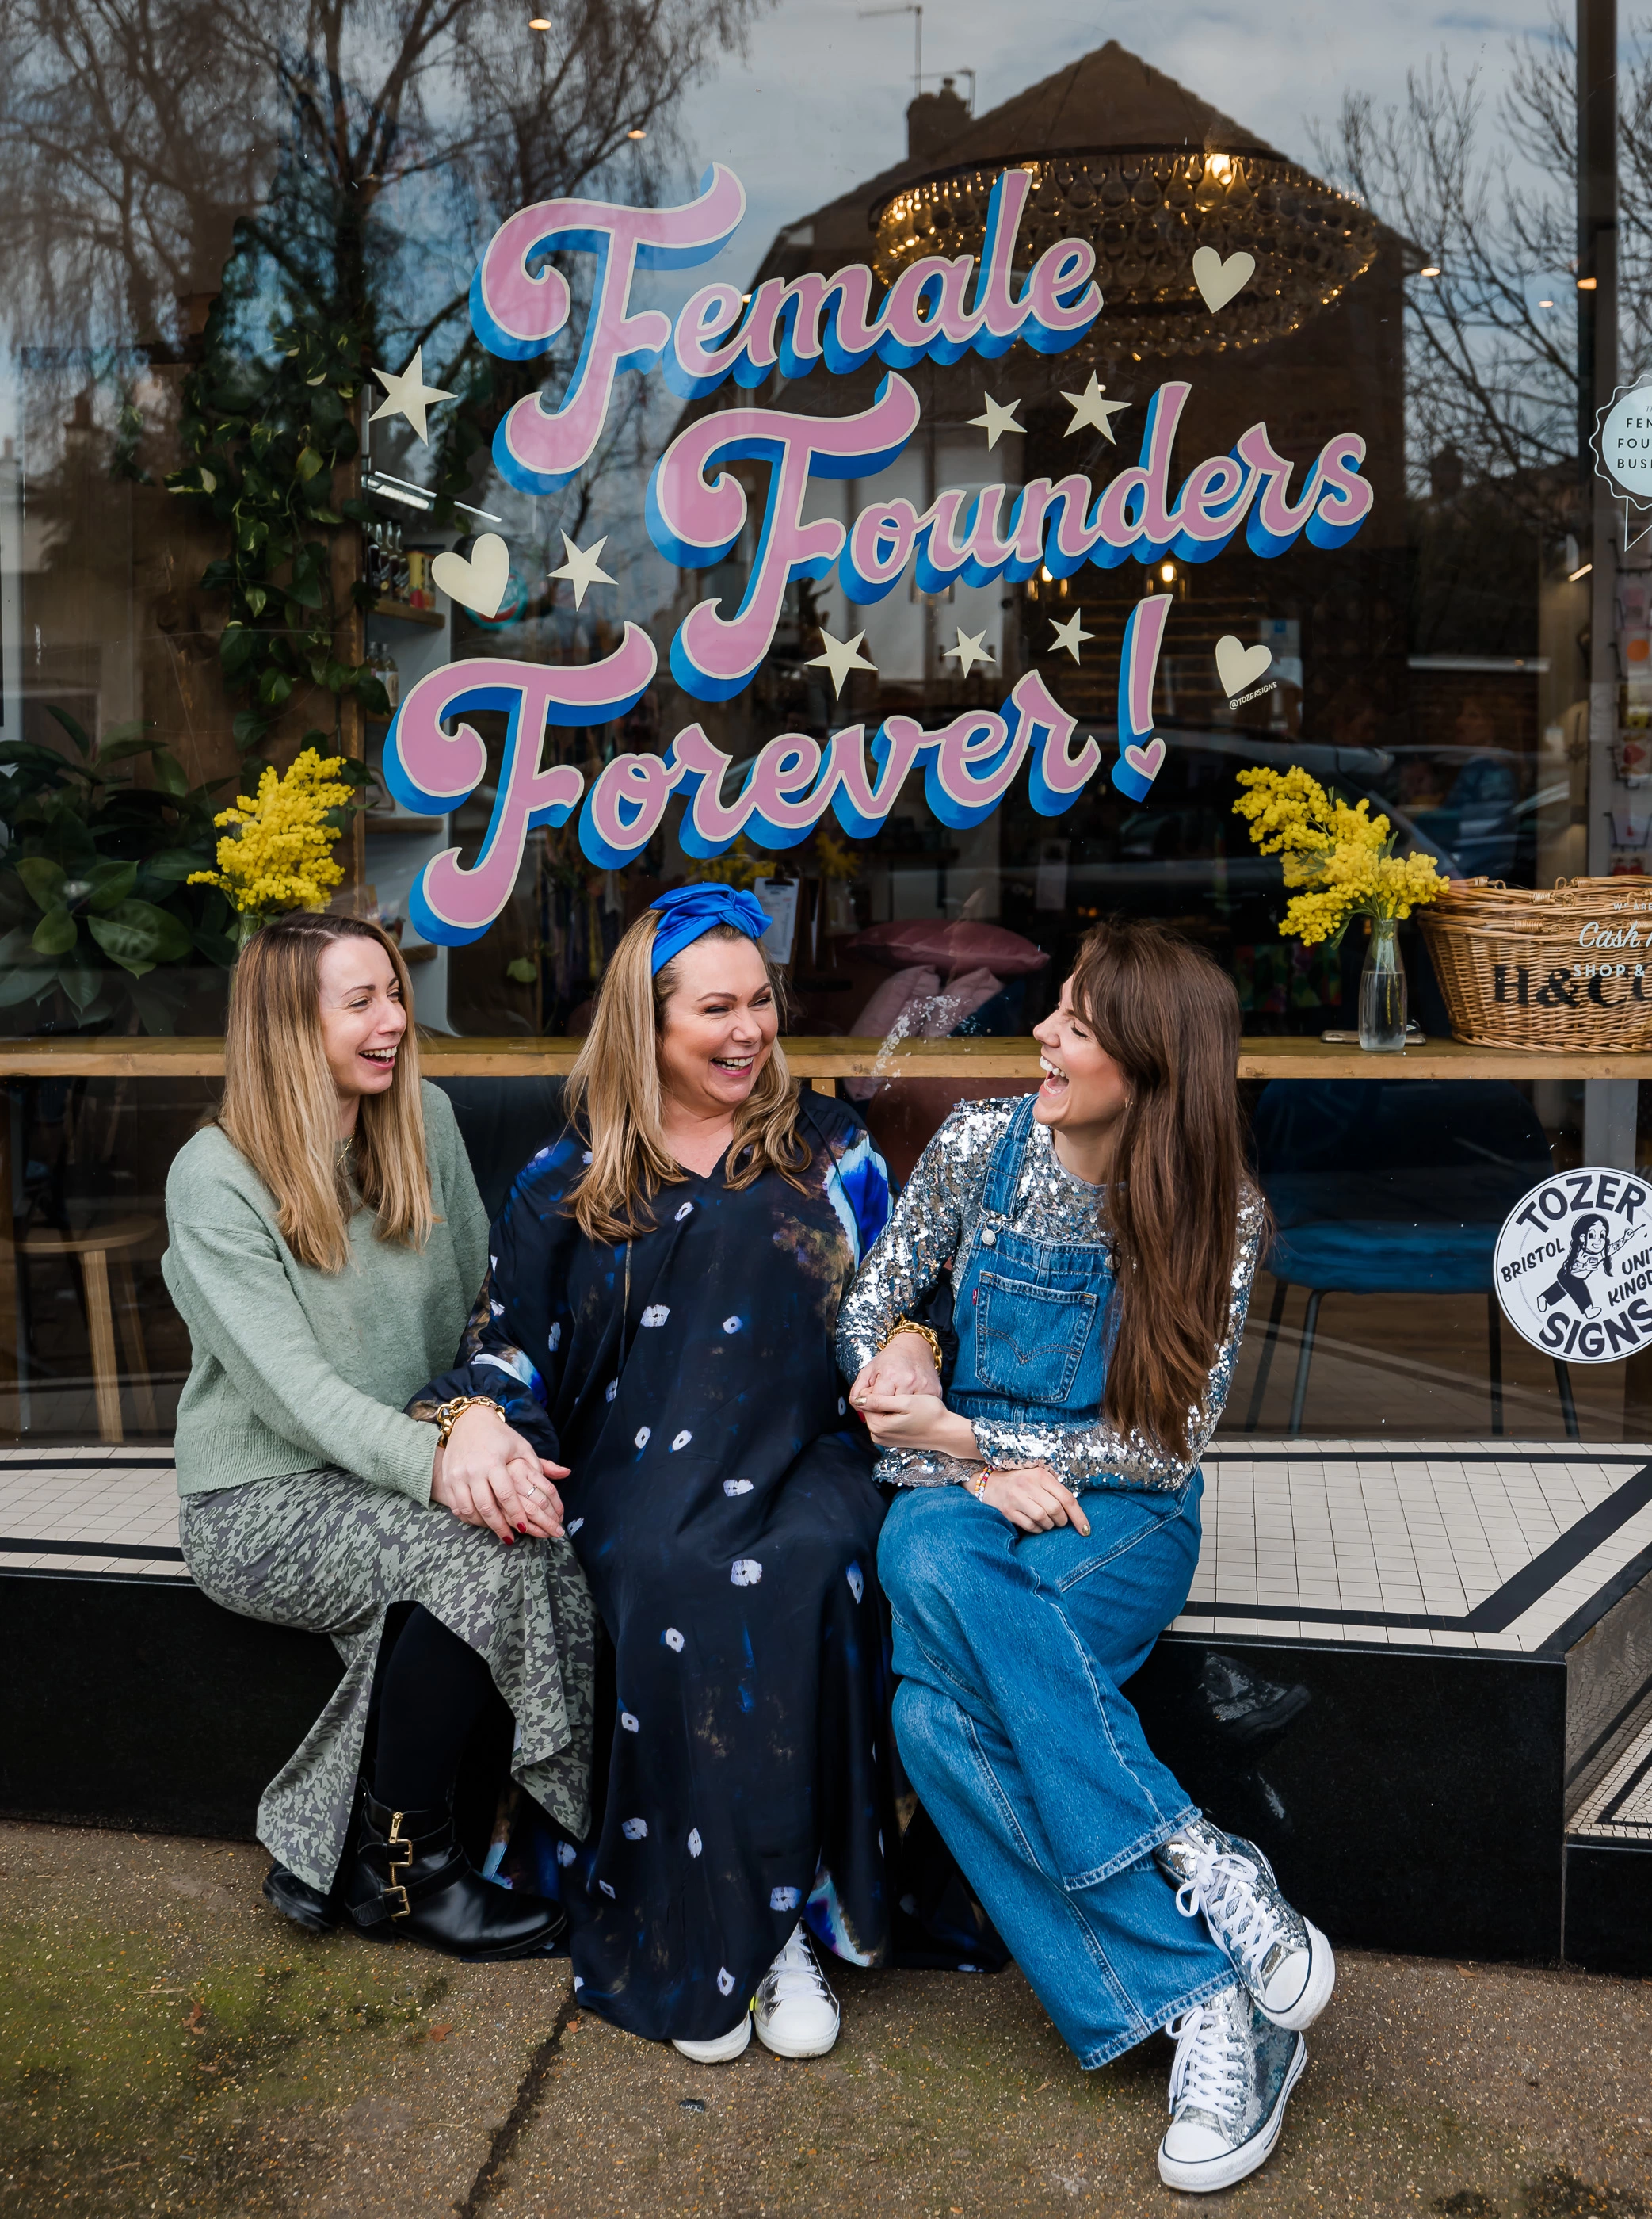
[1358,915,1407,1051]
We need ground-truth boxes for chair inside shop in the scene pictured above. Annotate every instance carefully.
[1245,1078,1578,1438]
[430,1076,570,1222]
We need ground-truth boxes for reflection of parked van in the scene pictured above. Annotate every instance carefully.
[1036,734,1542,919]
[1378,748,1543,880]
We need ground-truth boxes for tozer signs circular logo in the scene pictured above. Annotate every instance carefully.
[1495,1166,1652,1362]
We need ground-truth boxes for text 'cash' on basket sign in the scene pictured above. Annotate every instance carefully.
[1417,878,1652,1052]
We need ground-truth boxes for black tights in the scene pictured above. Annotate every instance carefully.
[372,1604,495,1812]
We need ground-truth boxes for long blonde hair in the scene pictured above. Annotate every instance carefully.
[217,911,433,1273]
[564,913,811,1244]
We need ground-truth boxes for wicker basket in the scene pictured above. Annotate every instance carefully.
[1417,877,1652,1050]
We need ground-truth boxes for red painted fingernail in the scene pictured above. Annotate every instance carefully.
[517,1524,528,1535]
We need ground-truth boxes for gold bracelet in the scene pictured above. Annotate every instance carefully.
[878,1315,944,1373]
[433,1394,506,1449]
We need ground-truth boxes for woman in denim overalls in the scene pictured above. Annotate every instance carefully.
[837,919,1335,2195]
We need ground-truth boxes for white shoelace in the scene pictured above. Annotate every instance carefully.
[1166,2001,1246,2117]
[764,1923,834,2007]
[1173,1847,1288,1987]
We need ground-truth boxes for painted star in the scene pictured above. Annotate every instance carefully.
[550,531,616,609]
[805,625,876,697]
[942,625,997,678]
[967,392,1024,450]
[1047,609,1095,663]
[1060,374,1131,443]
[368,347,456,444]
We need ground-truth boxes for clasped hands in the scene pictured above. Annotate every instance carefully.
[431,1402,567,1545]
[848,1328,1090,1538]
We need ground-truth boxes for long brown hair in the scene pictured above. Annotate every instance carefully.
[217,911,433,1273]
[564,911,811,1244]
[1070,917,1261,1457]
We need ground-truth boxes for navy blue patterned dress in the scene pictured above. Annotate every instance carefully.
[419,1090,999,2042]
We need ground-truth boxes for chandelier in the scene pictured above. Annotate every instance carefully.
[871,149,1380,357]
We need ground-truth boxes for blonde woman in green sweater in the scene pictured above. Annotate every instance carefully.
[163,912,593,1960]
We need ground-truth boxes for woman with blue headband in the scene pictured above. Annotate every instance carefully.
[414,884,998,2060]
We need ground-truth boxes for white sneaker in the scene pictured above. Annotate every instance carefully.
[672,2010,751,2064]
[1158,1981,1306,2193]
[753,1923,840,2058]
[1156,1818,1335,2032]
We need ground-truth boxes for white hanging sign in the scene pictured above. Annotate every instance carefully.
[1495,1166,1652,1362]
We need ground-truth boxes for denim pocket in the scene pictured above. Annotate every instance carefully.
[974,1271,1103,1407]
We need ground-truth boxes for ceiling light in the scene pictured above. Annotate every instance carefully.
[871,149,1378,360]
[1159,561,1176,583]
[1539,296,1554,307]
[1579,276,1598,290]
[1419,264,1441,278]
[528,15,551,27]
[628,127,647,140]
[1570,561,1594,582]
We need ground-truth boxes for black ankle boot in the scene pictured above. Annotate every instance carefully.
[263,1862,343,1934]
[344,1789,567,1961]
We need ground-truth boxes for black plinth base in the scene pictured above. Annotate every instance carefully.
[0,1572,342,1838]
[1562,1841,1652,1976]
[1128,1635,1566,1965]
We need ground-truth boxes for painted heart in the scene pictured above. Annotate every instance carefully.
[1123,737,1166,781]
[1192,246,1257,313]
[1215,636,1273,698]
[432,533,510,618]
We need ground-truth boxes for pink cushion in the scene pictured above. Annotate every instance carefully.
[849,965,940,1043]
[844,919,1050,976]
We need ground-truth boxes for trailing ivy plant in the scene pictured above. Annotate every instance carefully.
[165,306,388,754]
[0,707,238,1033]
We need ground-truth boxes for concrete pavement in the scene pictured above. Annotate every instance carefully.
[1,1821,1647,2218]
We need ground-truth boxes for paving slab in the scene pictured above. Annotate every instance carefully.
[0,1824,559,2217]
[2,1820,1650,2219]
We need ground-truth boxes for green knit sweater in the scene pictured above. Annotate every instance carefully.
[162,1081,490,1501]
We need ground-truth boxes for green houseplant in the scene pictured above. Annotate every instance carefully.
[0,706,238,1033]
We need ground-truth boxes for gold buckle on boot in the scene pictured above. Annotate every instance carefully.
[384,1810,413,1919]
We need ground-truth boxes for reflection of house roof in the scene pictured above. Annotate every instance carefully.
[898,40,1282,169]
[761,39,1288,273]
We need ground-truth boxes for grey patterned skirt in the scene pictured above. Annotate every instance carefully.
[179,1470,596,1892]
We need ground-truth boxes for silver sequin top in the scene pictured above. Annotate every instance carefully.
[836,1098,1264,1492]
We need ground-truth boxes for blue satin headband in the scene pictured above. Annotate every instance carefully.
[648,883,771,974]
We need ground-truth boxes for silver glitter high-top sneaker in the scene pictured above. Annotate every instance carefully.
[1158,1980,1307,2193]
[1155,1816,1335,2032]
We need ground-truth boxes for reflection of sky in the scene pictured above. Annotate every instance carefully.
[673,0,1559,290]
[388,1,1568,635]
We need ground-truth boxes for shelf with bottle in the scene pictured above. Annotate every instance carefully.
[364,514,443,626]
[372,599,442,627]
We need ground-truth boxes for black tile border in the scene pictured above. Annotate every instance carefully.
[1178,1459,1652,1652]
[0,1535,185,1562]
[1206,1450,1648,1465]
[1600,1743,1652,1828]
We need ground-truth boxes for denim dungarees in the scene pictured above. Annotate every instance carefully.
[877,1094,1233,2067]
[948,1093,1114,1440]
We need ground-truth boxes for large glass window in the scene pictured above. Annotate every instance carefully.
[0,1,1645,1446]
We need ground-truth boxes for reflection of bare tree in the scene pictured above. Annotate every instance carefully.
[0,0,763,355]
[0,0,276,346]
[1314,3,1652,520]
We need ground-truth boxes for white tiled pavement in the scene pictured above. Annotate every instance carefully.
[1570,1693,1652,1839]
[0,1446,186,1580]
[1181,1441,1652,1655]
[4,1440,1652,1656]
